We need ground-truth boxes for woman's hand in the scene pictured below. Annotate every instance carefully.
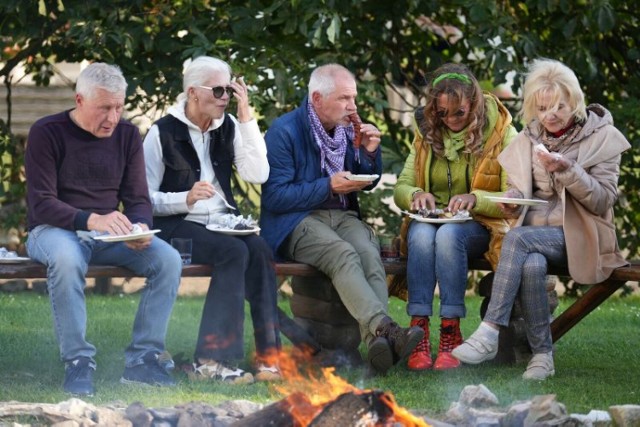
[537,151,570,173]
[411,191,436,212]
[230,76,252,123]
[186,181,215,207]
[447,193,476,213]
[496,189,523,218]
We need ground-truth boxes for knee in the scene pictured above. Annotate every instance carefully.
[149,240,183,277]
[408,224,435,252]
[225,239,251,265]
[522,253,547,278]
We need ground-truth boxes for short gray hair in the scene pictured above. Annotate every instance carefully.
[308,64,355,98]
[75,63,127,99]
[179,56,232,102]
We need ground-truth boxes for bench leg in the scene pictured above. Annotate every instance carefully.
[551,279,626,343]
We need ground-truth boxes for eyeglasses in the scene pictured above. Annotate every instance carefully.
[198,85,235,99]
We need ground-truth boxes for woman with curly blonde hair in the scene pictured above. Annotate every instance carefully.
[394,63,517,371]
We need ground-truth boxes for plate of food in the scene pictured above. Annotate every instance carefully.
[486,196,549,206]
[93,229,161,242]
[346,174,380,182]
[206,224,261,235]
[402,210,473,224]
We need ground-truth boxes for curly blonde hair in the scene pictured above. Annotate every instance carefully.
[421,63,486,158]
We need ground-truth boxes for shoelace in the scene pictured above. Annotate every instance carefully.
[411,319,430,355]
[439,325,462,353]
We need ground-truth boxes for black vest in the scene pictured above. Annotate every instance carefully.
[152,114,238,238]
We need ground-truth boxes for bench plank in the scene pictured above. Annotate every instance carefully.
[2,258,638,345]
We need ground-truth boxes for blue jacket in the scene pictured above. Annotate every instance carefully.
[260,98,382,259]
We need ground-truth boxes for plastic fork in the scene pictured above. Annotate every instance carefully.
[215,192,236,210]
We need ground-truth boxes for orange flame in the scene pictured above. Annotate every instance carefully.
[268,350,429,427]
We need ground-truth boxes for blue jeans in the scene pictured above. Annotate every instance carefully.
[26,225,181,367]
[406,220,489,319]
[484,226,566,354]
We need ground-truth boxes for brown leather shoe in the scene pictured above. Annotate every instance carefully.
[367,336,393,375]
[375,316,424,362]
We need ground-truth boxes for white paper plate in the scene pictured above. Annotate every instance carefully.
[206,225,261,235]
[0,256,31,264]
[92,229,161,242]
[346,174,379,181]
[486,196,549,206]
[403,212,472,224]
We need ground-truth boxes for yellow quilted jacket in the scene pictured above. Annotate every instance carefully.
[391,93,516,299]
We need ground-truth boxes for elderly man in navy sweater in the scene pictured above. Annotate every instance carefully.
[25,63,181,396]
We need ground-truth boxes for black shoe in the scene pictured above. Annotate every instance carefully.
[120,352,176,387]
[63,357,96,396]
[376,316,425,362]
[367,336,394,375]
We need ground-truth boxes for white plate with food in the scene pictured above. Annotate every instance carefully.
[0,256,32,264]
[402,211,473,224]
[346,174,379,182]
[206,225,261,235]
[486,196,549,206]
[93,229,161,242]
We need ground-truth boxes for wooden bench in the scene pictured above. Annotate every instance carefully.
[2,258,639,348]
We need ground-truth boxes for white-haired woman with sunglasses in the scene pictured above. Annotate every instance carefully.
[143,56,281,384]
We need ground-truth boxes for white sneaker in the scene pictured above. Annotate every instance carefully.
[191,360,255,385]
[255,363,282,382]
[522,352,555,381]
[451,328,498,364]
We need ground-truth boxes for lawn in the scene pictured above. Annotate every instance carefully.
[1,289,639,418]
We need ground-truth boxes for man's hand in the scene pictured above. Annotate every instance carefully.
[88,211,133,235]
[124,223,152,250]
[330,171,372,194]
[359,123,382,152]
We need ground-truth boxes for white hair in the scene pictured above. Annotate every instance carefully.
[308,63,355,98]
[75,63,127,99]
[178,56,232,102]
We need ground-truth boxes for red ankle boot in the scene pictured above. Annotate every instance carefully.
[407,316,432,371]
[434,318,463,370]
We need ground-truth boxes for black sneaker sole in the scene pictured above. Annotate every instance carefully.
[368,337,393,375]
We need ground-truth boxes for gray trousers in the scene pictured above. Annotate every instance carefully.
[285,210,388,345]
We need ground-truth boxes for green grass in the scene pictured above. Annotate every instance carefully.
[1,291,639,417]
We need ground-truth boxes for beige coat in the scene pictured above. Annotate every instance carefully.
[498,105,630,284]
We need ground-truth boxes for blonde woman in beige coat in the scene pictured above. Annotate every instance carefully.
[452,58,630,380]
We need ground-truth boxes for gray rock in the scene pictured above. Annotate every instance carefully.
[609,405,640,427]
[502,401,532,427]
[125,401,153,427]
[459,384,500,408]
[524,395,568,426]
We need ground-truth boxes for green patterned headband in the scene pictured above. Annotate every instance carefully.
[432,72,472,87]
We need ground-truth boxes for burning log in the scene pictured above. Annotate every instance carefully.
[231,390,428,427]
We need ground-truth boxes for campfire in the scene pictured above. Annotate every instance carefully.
[233,350,429,427]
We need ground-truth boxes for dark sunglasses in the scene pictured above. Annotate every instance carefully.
[198,85,235,99]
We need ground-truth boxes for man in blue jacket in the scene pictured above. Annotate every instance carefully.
[261,64,423,374]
